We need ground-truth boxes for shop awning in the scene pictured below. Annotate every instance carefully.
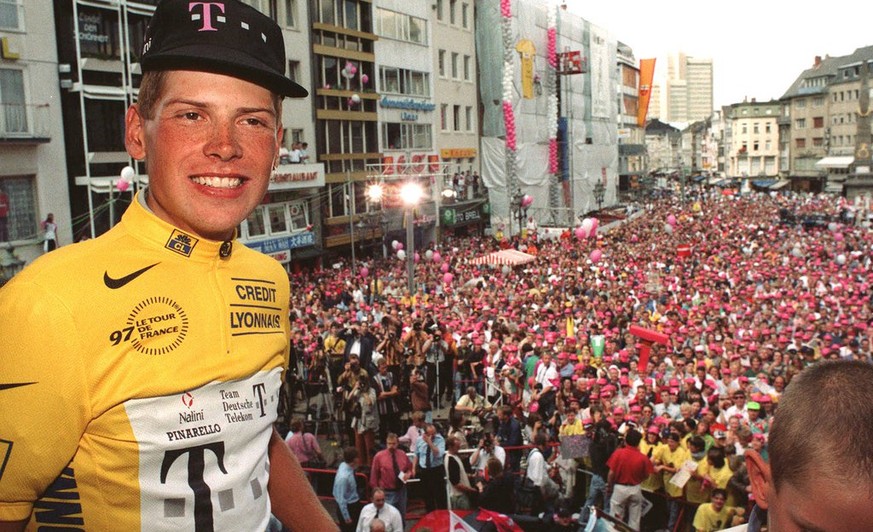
[752,179,777,188]
[470,248,536,266]
[769,179,791,190]
[692,175,707,182]
[816,156,854,169]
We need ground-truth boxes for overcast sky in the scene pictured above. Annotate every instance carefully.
[565,0,871,109]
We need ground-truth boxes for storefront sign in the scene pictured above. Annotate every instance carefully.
[270,163,325,190]
[441,204,484,227]
[245,232,315,254]
[379,96,436,112]
[440,148,477,159]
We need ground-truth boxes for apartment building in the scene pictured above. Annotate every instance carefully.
[1,0,70,279]
[780,47,873,193]
[725,99,780,179]
[616,42,646,193]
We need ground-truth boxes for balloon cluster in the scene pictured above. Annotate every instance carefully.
[116,165,135,192]
[576,217,599,239]
[546,3,559,175]
[341,61,357,79]
[500,0,518,182]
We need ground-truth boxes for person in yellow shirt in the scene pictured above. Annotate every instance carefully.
[655,433,690,531]
[639,426,665,493]
[684,436,712,506]
[692,488,744,532]
[556,407,584,497]
[700,447,735,506]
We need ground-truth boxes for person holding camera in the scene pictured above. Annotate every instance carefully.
[469,434,506,479]
[343,321,376,375]
[455,386,492,434]
[339,353,370,446]
[347,376,379,467]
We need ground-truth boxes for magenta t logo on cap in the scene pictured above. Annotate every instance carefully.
[189,2,226,32]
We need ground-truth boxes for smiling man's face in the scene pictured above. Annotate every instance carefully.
[126,70,281,241]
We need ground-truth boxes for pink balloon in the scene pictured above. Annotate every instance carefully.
[834,233,844,241]
[361,74,369,84]
[396,242,404,250]
[590,249,602,263]
[116,179,130,192]
[574,227,586,240]
[443,273,454,284]
[521,194,533,208]
[589,218,599,237]
[440,262,450,273]
[414,253,420,263]
[432,252,442,263]
[667,214,677,226]
[359,267,369,278]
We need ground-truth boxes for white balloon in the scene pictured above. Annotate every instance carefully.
[350,93,361,104]
[836,254,847,265]
[425,250,434,260]
[664,223,674,234]
[392,240,399,250]
[120,166,135,181]
[502,265,511,274]
[397,250,406,261]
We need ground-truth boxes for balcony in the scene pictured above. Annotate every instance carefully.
[0,103,51,143]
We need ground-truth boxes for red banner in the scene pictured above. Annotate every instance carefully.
[637,58,656,127]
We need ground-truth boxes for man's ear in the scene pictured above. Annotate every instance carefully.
[125,104,147,161]
[745,449,772,510]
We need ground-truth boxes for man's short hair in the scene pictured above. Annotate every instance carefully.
[769,361,873,493]
[343,446,359,463]
[625,429,642,447]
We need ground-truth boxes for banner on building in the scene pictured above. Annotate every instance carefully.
[637,58,656,127]
[516,39,536,99]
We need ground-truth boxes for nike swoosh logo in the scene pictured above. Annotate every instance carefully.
[0,383,36,391]
[104,263,160,289]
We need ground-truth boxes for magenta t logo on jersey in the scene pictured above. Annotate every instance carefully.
[189,2,225,32]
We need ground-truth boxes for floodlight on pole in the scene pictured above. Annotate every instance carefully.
[367,183,383,203]
[401,182,423,295]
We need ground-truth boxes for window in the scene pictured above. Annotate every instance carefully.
[753,141,759,151]
[379,67,430,97]
[463,55,471,81]
[796,138,806,149]
[753,123,759,134]
[813,116,824,128]
[451,52,458,79]
[465,106,472,131]
[795,118,806,129]
[290,128,304,144]
[440,104,448,131]
[813,96,824,107]
[0,175,36,242]
[453,105,461,131]
[813,137,824,147]
[283,0,297,27]
[241,0,271,16]
[765,140,771,151]
[449,0,457,24]
[436,0,443,21]
[243,201,310,238]
[330,183,349,217]
[765,123,771,134]
[795,98,806,108]
[268,205,288,234]
[462,3,469,28]
[0,0,23,30]
[287,61,300,84]
[76,6,121,59]
[438,50,446,77]
[381,122,432,150]
[375,8,427,45]
[0,68,27,136]
[741,124,747,134]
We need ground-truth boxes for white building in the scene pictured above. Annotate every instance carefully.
[1,0,71,280]
[476,0,618,232]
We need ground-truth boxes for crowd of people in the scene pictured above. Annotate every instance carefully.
[282,188,872,531]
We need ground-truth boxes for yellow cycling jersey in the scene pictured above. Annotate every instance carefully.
[0,194,290,530]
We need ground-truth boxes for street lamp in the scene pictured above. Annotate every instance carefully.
[593,180,605,211]
[400,181,423,295]
[365,184,384,303]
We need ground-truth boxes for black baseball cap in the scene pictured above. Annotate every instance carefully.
[141,0,308,98]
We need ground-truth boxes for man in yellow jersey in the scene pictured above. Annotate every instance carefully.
[656,432,690,531]
[0,1,335,530]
